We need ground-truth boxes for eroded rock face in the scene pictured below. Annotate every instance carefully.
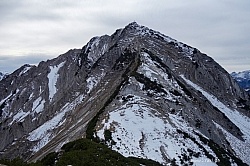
[0,22,249,165]
[0,72,8,81]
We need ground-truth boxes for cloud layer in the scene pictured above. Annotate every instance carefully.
[0,0,249,73]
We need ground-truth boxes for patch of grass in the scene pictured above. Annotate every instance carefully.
[40,152,58,166]
[104,129,112,141]
[0,139,163,166]
[59,138,163,166]
[104,129,116,146]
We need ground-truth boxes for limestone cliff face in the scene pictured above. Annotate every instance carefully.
[0,22,249,165]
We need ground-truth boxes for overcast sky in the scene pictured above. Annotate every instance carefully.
[0,0,250,73]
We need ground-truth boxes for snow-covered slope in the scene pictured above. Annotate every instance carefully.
[95,50,250,165]
[231,70,250,94]
[96,53,219,165]
[0,22,249,165]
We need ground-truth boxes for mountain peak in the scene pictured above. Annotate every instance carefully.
[126,21,140,27]
[0,23,249,165]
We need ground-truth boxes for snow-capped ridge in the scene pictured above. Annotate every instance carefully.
[231,70,250,94]
[231,70,250,79]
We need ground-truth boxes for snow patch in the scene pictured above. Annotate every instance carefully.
[19,66,32,76]
[86,71,105,94]
[97,95,217,165]
[9,109,30,125]
[0,93,13,118]
[32,97,45,114]
[0,93,12,106]
[9,96,45,126]
[47,62,65,102]
[27,94,85,152]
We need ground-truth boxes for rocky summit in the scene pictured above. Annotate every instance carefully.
[0,22,250,165]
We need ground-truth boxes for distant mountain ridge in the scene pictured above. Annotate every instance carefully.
[231,70,250,94]
[0,22,250,165]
